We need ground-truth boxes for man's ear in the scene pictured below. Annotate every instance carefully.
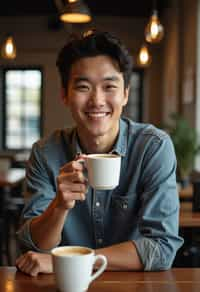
[122,87,130,106]
[61,88,68,106]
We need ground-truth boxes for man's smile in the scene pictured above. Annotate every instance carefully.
[85,111,111,119]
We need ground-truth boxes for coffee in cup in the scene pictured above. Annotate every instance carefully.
[51,246,107,292]
[85,153,121,190]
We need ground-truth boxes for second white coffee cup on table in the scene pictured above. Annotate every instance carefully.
[85,153,121,190]
[51,246,107,292]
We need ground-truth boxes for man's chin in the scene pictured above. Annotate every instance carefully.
[86,126,108,138]
[88,130,106,138]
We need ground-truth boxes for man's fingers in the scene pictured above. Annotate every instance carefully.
[16,252,37,274]
[63,192,86,202]
[72,171,88,183]
[16,254,25,266]
[16,252,53,276]
[58,171,87,185]
[56,157,88,210]
[18,255,35,273]
[75,154,87,161]
[16,254,27,270]
[28,262,40,277]
[60,160,85,173]
[23,261,37,276]
[59,179,88,192]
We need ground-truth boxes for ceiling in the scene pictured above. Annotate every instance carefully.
[0,0,169,18]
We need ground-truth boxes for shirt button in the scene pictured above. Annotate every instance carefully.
[123,204,128,209]
[96,201,100,207]
[98,238,103,244]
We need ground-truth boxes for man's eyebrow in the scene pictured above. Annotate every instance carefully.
[73,77,89,83]
[72,75,121,83]
[103,76,121,82]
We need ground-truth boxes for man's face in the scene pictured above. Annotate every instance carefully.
[63,55,129,143]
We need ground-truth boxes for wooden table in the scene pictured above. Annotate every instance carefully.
[0,267,200,292]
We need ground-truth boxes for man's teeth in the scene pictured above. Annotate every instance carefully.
[87,113,108,117]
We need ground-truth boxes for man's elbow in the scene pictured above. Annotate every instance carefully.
[146,249,176,271]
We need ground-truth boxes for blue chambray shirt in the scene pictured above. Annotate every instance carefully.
[17,117,183,270]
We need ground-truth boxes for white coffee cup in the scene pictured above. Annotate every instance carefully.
[85,154,121,190]
[51,246,107,292]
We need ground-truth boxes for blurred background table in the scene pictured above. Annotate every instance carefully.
[0,168,25,188]
[0,168,25,266]
[179,184,193,201]
[180,202,200,227]
[175,199,200,268]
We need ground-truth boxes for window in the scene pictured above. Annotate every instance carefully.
[2,68,43,150]
[122,69,143,122]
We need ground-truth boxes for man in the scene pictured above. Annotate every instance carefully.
[16,31,183,276]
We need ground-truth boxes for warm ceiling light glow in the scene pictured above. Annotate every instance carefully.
[60,13,91,23]
[145,10,164,43]
[59,0,91,23]
[1,36,17,59]
[137,45,152,67]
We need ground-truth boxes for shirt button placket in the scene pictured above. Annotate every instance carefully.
[97,238,103,245]
[96,201,100,207]
[93,190,104,248]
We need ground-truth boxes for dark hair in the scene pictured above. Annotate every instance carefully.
[56,30,133,91]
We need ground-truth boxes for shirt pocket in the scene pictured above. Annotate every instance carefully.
[108,193,140,242]
[111,193,139,214]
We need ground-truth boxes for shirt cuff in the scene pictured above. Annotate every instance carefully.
[16,218,58,253]
[133,238,167,271]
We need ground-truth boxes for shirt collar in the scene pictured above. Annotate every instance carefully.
[111,118,127,157]
[71,118,128,157]
[71,129,82,158]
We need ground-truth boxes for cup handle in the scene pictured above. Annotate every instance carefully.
[90,255,107,283]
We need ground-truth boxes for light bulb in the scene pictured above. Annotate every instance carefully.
[145,10,164,43]
[137,45,152,67]
[1,36,17,59]
[59,0,91,23]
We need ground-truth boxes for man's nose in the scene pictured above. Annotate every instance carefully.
[89,88,105,106]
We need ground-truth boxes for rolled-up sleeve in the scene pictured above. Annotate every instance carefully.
[133,133,183,270]
[17,142,58,252]
[17,219,54,253]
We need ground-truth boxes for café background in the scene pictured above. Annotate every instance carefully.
[0,0,200,266]
[0,0,199,147]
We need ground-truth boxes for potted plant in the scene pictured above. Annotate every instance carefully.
[163,113,200,187]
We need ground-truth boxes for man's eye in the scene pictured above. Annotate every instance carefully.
[105,85,118,90]
[75,85,89,91]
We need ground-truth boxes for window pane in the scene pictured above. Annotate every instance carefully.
[123,71,143,122]
[4,69,42,150]
[24,71,41,89]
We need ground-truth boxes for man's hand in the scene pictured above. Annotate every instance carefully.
[16,251,53,277]
[55,155,88,210]
[25,155,88,251]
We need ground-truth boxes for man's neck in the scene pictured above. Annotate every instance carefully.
[77,129,119,154]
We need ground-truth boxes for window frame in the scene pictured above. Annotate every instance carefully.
[123,68,144,122]
[2,66,44,151]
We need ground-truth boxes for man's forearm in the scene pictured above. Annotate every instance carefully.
[95,241,144,271]
[30,198,69,250]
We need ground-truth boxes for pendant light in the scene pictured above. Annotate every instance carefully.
[55,0,92,24]
[137,44,152,67]
[145,1,164,43]
[1,36,17,59]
